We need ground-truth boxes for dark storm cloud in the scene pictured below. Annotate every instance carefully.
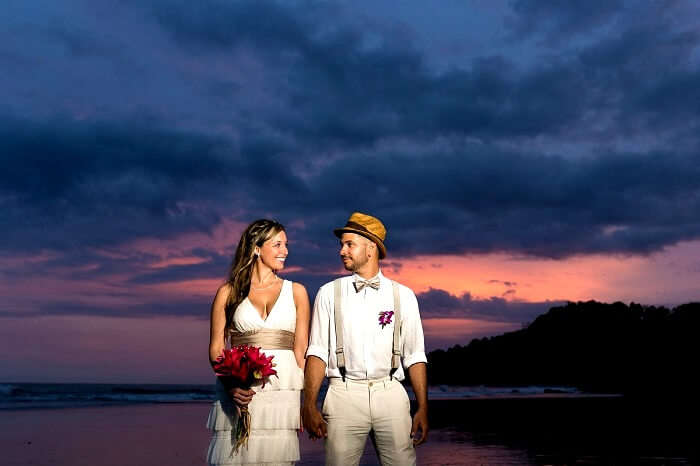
[0,117,228,203]
[417,287,562,323]
[503,0,700,138]
[578,24,700,132]
[508,0,626,41]
[150,0,700,150]
[151,0,316,51]
[293,144,700,259]
[0,116,310,253]
[151,1,593,145]
[0,117,232,251]
[47,21,124,59]
[2,0,700,277]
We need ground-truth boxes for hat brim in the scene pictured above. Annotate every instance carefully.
[334,227,387,259]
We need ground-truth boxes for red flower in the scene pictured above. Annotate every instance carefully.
[213,345,277,387]
[246,346,277,387]
[213,345,250,381]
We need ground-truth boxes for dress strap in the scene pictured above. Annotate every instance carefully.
[229,328,295,350]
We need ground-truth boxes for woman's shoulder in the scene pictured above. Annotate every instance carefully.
[214,282,233,303]
[289,281,308,300]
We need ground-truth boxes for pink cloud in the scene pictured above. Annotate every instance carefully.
[95,217,247,266]
[384,240,700,306]
[422,318,521,350]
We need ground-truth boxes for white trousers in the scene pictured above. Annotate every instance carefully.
[322,377,416,466]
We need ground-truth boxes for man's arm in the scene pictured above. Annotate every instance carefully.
[407,362,428,445]
[400,288,429,445]
[302,355,328,439]
[302,285,332,439]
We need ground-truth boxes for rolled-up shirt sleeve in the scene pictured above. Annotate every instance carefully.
[305,284,331,366]
[400,287,428,369]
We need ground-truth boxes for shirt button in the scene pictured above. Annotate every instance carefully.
[369,382,374,387]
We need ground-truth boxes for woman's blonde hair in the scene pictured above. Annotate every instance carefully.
[225,219,285,331]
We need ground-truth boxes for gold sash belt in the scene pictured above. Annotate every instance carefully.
[229,328,295,350]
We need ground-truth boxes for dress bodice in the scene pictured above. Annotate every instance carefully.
[220,279,303,393]
[231,280,296,335]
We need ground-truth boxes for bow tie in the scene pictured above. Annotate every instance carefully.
[354,277,380,292]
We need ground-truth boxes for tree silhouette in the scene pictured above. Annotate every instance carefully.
[427,301,699,395]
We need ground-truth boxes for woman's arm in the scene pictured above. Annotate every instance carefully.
[292,282,310,370]
[209,283,231,366]
[209,283,256,407]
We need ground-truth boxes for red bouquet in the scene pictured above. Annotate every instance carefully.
[213,345,277,453]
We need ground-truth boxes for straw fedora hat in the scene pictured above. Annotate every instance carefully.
[334,212,387,259]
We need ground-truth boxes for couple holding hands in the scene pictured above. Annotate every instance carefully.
[207,212,428,466]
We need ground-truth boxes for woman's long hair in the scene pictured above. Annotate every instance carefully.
[225,219,286,331]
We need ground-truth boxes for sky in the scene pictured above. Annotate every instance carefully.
[2,0,700,383]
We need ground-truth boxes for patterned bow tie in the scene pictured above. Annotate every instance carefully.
[354,277,380,292]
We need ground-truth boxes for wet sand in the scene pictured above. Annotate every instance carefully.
[0,402,529,465]
[0,397,695,465]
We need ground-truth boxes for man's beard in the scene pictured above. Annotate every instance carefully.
[342,259,355,271]
[342,255,366,272]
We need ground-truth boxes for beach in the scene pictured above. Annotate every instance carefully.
[0,402,528,466]
[1,395,696,465]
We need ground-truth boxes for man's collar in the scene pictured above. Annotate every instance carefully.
[352,269,384,282]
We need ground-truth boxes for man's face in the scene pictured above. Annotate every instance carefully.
[339,232,370,272]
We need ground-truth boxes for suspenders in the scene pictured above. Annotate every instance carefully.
[333,278,402,381]
[333,279,346,376]
[391,281,401,375]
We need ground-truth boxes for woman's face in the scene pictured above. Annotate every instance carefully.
[257,229,288,271]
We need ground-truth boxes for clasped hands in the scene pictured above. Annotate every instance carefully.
[302,404,327,440]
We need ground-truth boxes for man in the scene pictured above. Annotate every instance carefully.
[303,212,429,466]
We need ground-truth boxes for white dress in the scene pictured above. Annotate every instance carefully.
[207,280,304,466]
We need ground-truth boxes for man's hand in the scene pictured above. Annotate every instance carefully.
[407,362,429,446]
[228,387,255,407]
[302,356,328,440]
[302,404,327,440]
[410,406,428,446]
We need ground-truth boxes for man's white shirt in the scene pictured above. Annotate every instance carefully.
[306,269,427,381]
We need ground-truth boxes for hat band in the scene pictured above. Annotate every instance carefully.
[345,221,372,235]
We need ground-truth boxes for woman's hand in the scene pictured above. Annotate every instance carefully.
[229,387,256,407]
[298,403,305,433]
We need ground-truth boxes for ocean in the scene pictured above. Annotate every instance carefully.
[0,382,215,410]
[0,382,579,410]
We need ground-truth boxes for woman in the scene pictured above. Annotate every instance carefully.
[207,219,310,465]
